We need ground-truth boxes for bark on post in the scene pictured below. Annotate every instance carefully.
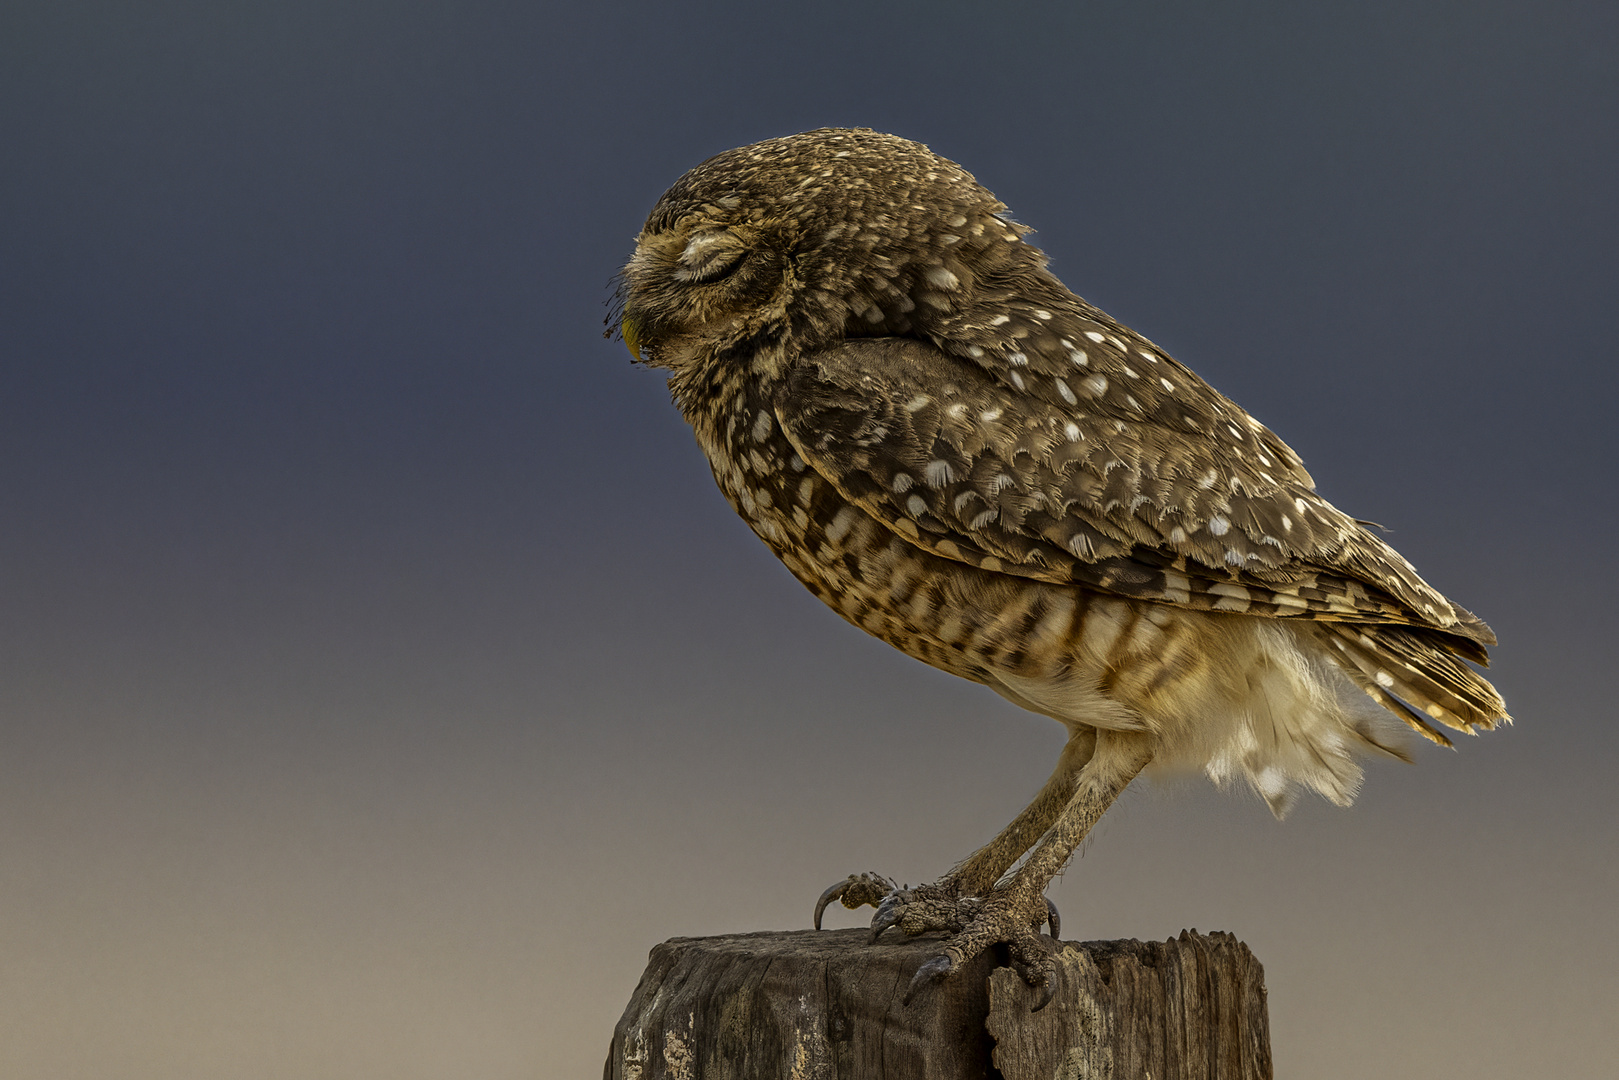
[605,928,1271,1079]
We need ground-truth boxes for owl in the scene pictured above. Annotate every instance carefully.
[614,128,1507,1009]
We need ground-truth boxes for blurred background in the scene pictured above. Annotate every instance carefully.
[2,2,1615,1076]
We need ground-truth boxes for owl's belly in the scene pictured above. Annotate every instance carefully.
[703,422,1407,813]
[708,428,1172,703]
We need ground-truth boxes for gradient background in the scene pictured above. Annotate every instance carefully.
[3,2,1615,1077]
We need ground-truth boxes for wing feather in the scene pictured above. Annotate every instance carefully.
[776,336,1492,648]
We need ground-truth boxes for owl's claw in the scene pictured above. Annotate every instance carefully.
[872,885,1059,1011]
[868,894,905,942]
[812,872,896,930]
[902,952,955,1004]
[818,873,1059,1011]
[1031,978,1057,1011]
[1011,930,1062,1012]
[869,884,975,942]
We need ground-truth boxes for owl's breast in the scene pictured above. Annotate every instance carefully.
[689,383,1057,686]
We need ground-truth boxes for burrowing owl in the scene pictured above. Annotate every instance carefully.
[615,128,1507,1008]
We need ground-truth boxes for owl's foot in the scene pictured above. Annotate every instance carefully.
[815,873,1060,1011]
[884,886,1061,1011]
[860,881,1059,941]
[812,872,901,929]
[811,873,972,931]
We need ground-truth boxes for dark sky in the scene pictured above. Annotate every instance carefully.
[2,2,1615,1076]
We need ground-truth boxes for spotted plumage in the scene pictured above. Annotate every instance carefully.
[615,128,1508,1005]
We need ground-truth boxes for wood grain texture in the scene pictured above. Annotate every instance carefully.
[987,931,1271,1080]
[604,928,1270,1080]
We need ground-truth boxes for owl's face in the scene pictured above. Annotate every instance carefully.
[617,199,794,373]
[616,128,1039,379]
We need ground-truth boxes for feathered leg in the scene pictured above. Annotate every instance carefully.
[814,727,1097,930]
[947,727,1098,896]
[897,731,1152,1009]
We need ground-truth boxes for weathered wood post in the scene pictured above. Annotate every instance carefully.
[605,927,1272,1079]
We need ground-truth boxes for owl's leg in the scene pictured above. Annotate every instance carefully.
[943,727,1098,897]
[812,728,1096,932]
[886,731,1154,1010]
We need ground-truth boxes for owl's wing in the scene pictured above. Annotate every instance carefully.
[774,336,1494,653]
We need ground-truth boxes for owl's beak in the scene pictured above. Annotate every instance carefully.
[621,312,644,362]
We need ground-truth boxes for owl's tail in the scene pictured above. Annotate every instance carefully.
[1314,622,1510,747]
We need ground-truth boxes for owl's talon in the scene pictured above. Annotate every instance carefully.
[812,880,850,930]
[871,886,1058,1007]
[1045,897,1061,939]
[1007,931,1060,1012]
[868,890,912,942]
[867,883,975,942]
[902,953,955,1004]
[812,872,895,930]
[1030,971,1057,1013]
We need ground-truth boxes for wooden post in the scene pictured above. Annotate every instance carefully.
[605,927,1272,1079]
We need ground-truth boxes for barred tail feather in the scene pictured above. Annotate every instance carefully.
[1316,622,1509,744]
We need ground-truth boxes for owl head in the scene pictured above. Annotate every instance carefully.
[614,128,1050,376]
